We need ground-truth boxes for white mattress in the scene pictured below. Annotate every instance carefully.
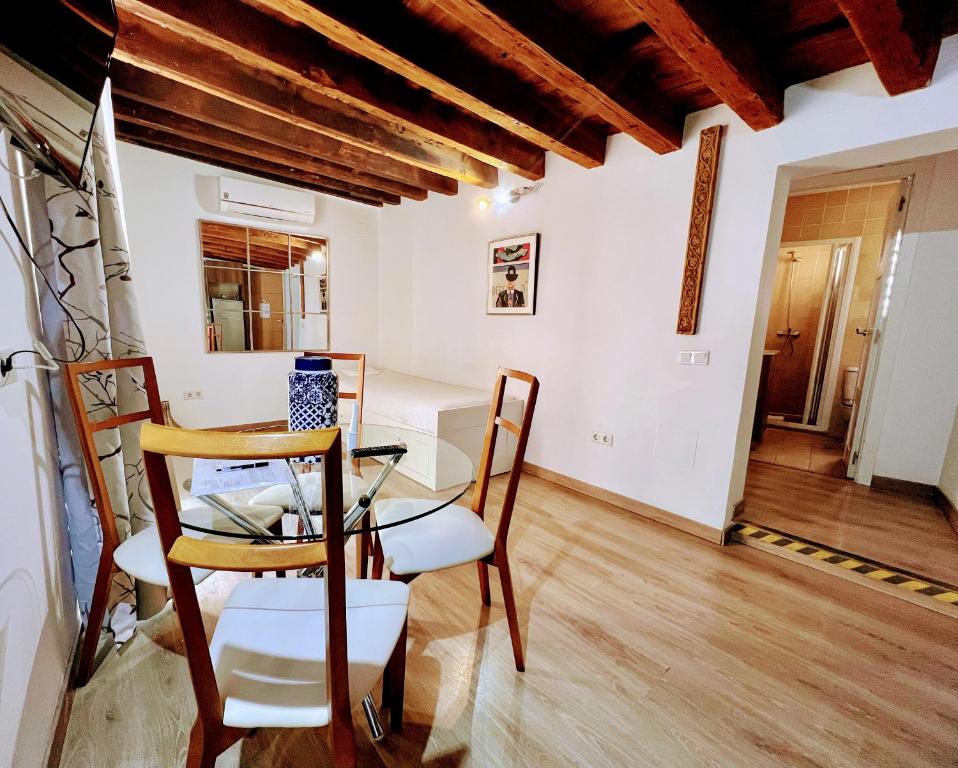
[361,370,517,434]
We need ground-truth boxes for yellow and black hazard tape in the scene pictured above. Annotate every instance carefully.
[730,522,958,606]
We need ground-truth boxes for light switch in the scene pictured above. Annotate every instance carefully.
[677,350,709,366]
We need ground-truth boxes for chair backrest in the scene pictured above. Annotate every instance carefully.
[205,322,223,352]
[63,356,165,556]
[304,350,365,422]
[471,367,539,548]
[305,351,365,464]
[139,424,353,750]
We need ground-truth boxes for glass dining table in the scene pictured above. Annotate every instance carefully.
[175,422,476,537]
[169,421,476,740]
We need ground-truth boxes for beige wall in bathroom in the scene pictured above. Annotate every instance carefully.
[779,182,899,434]
[764,243,833,418]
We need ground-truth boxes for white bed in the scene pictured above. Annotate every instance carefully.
[347,369,523,491]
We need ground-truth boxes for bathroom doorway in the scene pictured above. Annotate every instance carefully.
[740,151,958,596]
[751,181,901,478]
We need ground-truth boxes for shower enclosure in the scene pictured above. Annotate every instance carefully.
[764,239,858,429]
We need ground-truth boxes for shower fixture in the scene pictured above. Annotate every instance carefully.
[776,250,801,356]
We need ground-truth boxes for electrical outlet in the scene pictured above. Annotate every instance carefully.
[591,430,613,447]
[183,390,203,400]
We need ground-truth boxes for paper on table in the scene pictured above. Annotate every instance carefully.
[190,458,296,496]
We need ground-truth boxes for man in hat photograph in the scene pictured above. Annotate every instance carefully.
[496,265,525,307]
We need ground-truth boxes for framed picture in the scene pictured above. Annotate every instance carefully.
[486,233,540,315]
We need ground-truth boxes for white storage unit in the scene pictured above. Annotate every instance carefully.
[354,370,523,491]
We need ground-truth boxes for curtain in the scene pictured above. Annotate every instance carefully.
[30,84,151,642]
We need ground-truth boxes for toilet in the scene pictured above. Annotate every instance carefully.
[841,366,859,408]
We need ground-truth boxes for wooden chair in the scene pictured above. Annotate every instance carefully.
[371,367,539,671]
[140,423,409,768]
[304,351,366,442]
[64,357,285,685]
[253,351,371,576]
[205,322,223,352]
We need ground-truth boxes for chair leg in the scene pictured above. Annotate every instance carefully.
[477,560,491,606]
[356,519,370,579]
[76,557,115,686]
[185,721,219,768]
[371,534,384,580]
[495,551,525,672]
[269,519,286,577]
[384,618,407,733]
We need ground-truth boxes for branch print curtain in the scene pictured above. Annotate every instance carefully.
[32,90,150,642]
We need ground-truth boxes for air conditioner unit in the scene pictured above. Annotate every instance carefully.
[218,177,315,224]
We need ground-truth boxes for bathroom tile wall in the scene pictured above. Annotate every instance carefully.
[764,243,834,418]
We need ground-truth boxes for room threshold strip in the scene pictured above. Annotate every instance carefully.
[730,522,958,617]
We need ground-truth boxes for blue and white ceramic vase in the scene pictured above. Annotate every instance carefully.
[288,356,338,463]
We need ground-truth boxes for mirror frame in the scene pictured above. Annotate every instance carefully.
[198,219,331,353]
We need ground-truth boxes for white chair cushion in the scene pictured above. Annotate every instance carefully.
[180,502,285,534]
[114,526,211,587]
[249,472,369,512]
[210,577,409,729]
[113,503,284,587]
[375,499,495,576]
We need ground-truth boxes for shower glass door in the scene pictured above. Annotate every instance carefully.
[764,240,855,427]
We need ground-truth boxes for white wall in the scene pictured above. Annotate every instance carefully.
[940,407,958,507]
[872,152,958,485]
[378,36,958,531]
[0,143,79,768]
[116,143,380,428]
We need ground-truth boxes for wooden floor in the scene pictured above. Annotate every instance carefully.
[745,461,958,586]
[58,474,958,768]
[750,426,845,477]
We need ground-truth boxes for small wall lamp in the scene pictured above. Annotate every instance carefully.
[477,183,542,211]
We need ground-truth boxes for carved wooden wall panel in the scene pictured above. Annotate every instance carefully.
[676,124,724,335]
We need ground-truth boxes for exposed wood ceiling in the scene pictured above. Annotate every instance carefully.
[111,0,958,207]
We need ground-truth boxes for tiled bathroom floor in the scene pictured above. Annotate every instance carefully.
[750,426,845,477]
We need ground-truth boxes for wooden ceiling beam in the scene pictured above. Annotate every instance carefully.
[114,10,497,187]
[115,0,543,180]
[202,235,319,263]
[110,62,457,196]
[254,0,609,168]
[112,96,428,200]
[427,0,682,154]
[204,233,325,261]
[115,122,399,206]
[203,248,292,270]
[624,0,783,130]
[836,0,941,95]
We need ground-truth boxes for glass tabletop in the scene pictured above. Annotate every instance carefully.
[172,423,476,542]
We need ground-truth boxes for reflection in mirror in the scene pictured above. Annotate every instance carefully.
[201,221,248,266]
[286,314,328,350]
[248,228,291,271]
[200,221,329,352]
[250,268,286,351]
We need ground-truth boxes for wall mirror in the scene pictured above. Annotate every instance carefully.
[200,221,329,352]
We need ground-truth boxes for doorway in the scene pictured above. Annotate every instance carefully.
[740,152,958,596]
[752,181,901,478]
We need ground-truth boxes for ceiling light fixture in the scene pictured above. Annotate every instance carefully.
[476,196,491,211]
